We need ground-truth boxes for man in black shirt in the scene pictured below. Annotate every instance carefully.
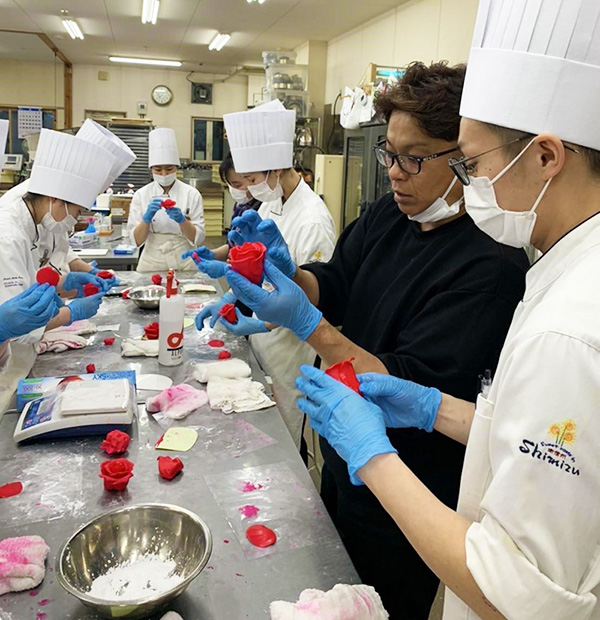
[222,61,529,619]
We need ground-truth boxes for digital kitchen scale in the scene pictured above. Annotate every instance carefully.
[14,379,135,443]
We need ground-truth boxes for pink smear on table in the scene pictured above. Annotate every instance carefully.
[208,339,224,348]
[36,613,47,620]
[38,599,51,606]
[29,591,38,597]
[0,481,23,498]
[223,539,230,544]
[236,573,244,577]
[240,481,263,493]
[238,505,260,518]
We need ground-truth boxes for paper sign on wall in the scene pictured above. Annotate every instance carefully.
[18,107,43,139]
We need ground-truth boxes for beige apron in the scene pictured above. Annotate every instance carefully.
[137,232,196,273]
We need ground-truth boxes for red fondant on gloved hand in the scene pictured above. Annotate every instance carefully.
[161,199,176,209]
[36,266,60,287]
[83,283,100,297]
[100,430,130,455]
[218,303,238,324]
[96,271,114,280]
[229,242,266,284]
[325,357,362,395]
[157,456,184,480]
[99,458,134,491]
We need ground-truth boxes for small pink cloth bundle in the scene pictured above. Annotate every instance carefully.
[0,535,50,595]
[145,384,208,420]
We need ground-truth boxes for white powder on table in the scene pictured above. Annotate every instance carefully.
[89,554,183,600]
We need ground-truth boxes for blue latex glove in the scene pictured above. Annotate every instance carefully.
[358,373,442,432]
[166,207,186,223]
[181,246,215,262]
[186,253,229,279]
[219,308,268,336]
[62,272,109,297]
[142,197,163,224]
[228,211,296,278]
[225,259,321,341]
[67,293,105,325]
[195,291,235,331]
[296,365,397,485]
[0,284,61,342]
[90,268,120,289]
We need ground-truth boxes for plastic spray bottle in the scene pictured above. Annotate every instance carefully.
[158,269,184,366]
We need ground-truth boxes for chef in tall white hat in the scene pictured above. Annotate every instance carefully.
[286,1,600,619]
[186,99,336,447]
[126,127,205,272]
[0,129,115,350]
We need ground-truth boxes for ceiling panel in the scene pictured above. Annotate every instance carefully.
[0,31,56,62]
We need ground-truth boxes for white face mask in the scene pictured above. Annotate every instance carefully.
[153,172,177,187]
[228,185,251,205]
[408,176,462,223]
[248,171,284,202]
[463,138,552,248]
[41,199,77,235]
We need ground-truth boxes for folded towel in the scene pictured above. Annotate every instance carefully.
[193,359,251,383]
[35,320,97,354]
[146,384,208,420]
[207,376,275,414]
[270,584,389,620]
[57,319,98,335]
[0,535,50,595]
[121,338,160,357]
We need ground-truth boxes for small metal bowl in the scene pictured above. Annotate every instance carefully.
[56,503,212,619]
[128,285,165,310]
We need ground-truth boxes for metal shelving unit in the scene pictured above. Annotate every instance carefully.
[107,122,152,192]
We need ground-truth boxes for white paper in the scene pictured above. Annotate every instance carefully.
[71,249,109,257]
[17,107,42,139]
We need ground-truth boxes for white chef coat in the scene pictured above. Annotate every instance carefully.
[127,179,205,272]
[444,213,600,620]
[249,178,337,446]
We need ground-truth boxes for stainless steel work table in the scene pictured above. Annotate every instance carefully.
[0,271,358,620]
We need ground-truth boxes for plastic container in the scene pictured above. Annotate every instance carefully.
[158,270,185,366]
[262,51,297,68]
[266,65,308,92]
[266,90,310,117]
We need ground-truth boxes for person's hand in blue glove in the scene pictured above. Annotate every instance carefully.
[186,252,229,279]
[0,284,61,343]
[62,272,110,297]
[296,365,397,485]
[67,292,104,325]
[195,291,235,331]
[166,207,186,223]
[142,197,163,224]
[228,212,296,278]
[225,258,321,341]
[358,373,442,432]
[181,246,215,262]
[90,268,120,289]
[219,308,268,336]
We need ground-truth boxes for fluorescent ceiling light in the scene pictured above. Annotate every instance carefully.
[247,0,266,4]
[109,56,182,67]
[208,33,231,51]
[142,0,160,24]
[62,18,84,40]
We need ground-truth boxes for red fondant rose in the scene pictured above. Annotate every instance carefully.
[325,357,362,395]
[151,274,162,285]
[218,302,238,324]
[83,283,100,297]
[157,456,184,480]
[36,266,60,287]
[99,458,134,491]
[229,242,266,284]
[161,199,176,209]
[85,363,96,373]
[100,430,130,455]
[144,322,159,340]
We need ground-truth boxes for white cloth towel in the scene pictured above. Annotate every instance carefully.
[270,584,389,620]
[35,320,97,354]
[207,376,275,414]
[193,358,251,383]
[145,384,208,420]
[121,338,159,357]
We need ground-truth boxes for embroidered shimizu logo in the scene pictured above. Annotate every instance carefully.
[519,419,580,476]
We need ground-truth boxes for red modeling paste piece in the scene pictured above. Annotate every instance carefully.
[218,350,232,360]
[157,456,184,480]
[239,505,260,518]
[99,458,134,491]
[85,363,96,374]
[83,283,100,297]
[100,430,130,455]
[96,270,114,280]
[229,242,266,284]
[155,434,165,448]
[122,289,130,299]
[325,357,362,395]
[192,251,200,262]
[144,322,159,340]
[151,273,162,285]
[218,303,238,324]
[103,337,115,346]
[208,339,224,348]
[161,199,176,209]
[36,266,60,287]
[0,481,23,498]
[245,524,277,548]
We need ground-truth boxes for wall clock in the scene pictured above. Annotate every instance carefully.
[152,85,173,106]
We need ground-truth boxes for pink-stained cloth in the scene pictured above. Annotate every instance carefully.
[270,584,389,620]
[35,320,97,354]
[0,535,50,595]
[145,384,208,420]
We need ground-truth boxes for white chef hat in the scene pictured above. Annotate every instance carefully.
[149,128,180,168]
[223,99,296,173]
[461,0,600,151]
[77,119,136,187]
[29,129,116,209]
[0,119,8,157]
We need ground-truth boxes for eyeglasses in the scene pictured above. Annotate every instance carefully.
[448,136,580,186]
[373,141,459,176]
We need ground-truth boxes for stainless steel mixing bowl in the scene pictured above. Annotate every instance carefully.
[128,285,165,310]
[56,503,212,619]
